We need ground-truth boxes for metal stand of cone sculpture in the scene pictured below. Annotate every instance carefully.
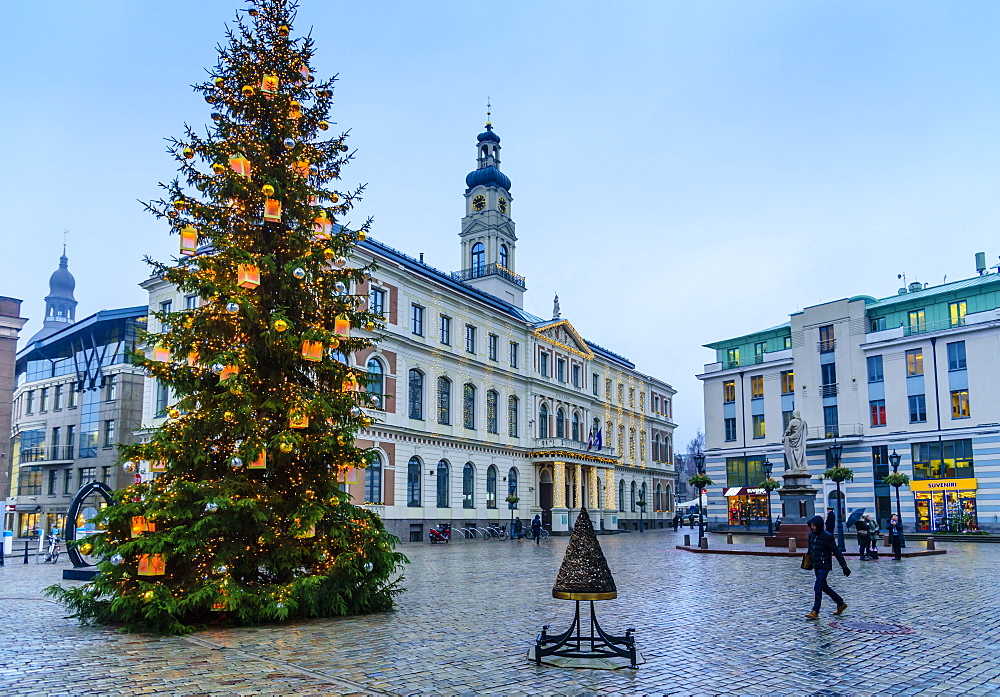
[534,508,638,668]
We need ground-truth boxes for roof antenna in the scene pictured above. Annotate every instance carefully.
[486,97,492,128]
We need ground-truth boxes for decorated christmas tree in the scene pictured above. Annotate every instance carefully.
[46,0,406,634]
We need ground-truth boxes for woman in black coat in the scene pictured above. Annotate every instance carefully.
[886,514,904,560]
[805,515,851,619]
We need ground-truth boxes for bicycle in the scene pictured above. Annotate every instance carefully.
[43,535,62,563]
[485,523,508,540]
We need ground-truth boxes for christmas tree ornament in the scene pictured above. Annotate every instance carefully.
[293,161,311,177]
[328,337,340,349]
[356,229,367,241]
[354,296,366,311]
[272,318,289,332]
[205,502,220,513]
[213,77,225,87]
[212,363,225,373]
[318,120,329,130]
[288,100,302,119]
[334,314,351,337]
[225,301,240,313]
[180,225,199,255]
[364,321,376,331]
[278,24,290,36]
[334,256,348,268]
[153,345,171,363]
[292,267,306,279]
[220,365,239,381]
[230,456,243,468]
[364,562,374,572]
[79,542,94,555]
[279,441,294,454]
[282,137,296,150]
[289,411,309,429]
[349,406,362,418]
[110,554,124,566]
[308,164,319,176]
[212,162,226,174]
[150,460,167,472]
[229,154,251,177]
[223,411,235,422]
[329,193,340,203]
[261,74,279,95]
[248,7,258,15]
[173,199,187,210]
[263,199,282,222]
[369,395,381,408]
[204,94,216,104]
[323,248,335,260]
[237,264,260,288]
[131,517,155,537]
[241,85,255,96]
[214,565,229,574]
[142,590,155,602]
[362,269,373,280]
[261,184,275,197]
[313,211,332,240]
[334,281,347,293]
[301,340,323,362]
[182,147,195,159]
[123,461,137,473]
[211,112,223,122]
[249,451,267,469]
[167,408,181,419]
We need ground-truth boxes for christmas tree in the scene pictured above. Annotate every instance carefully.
[46,0,406,634]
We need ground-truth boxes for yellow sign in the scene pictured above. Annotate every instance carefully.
[909,478,977,493]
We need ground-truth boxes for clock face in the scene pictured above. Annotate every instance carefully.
[472,195,486,211]
[498,197,507,214]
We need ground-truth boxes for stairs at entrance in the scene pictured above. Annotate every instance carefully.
[764,524,810,548]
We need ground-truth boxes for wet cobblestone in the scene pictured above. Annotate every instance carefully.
[0,530,997,694]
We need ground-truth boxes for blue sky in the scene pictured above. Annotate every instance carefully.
[2,1,999,447]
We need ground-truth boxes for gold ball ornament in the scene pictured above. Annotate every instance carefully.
[167,408,181,419]
[241,85,255,97]
[328,337,340,349]
[214,77,224,88]
[278,24,290,36]
[182,147,195,159]
[364,321,375,331]
[356,229,367,241]
[323,248,335,260]
[273,318,289,332]
[79,542,94,555]
[212,163,226,174]
[318,120,329,130]
[329,194,340,203]
[173,200,186,210]
[223,411,235,422]
[279,442,294,453]
[143,590,156,601]
[261,184,275,197]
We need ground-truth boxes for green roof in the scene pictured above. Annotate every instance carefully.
[704,321,790,350]
[866,273,1000,310]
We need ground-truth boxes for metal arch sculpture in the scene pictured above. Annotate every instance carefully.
[65,481,114,569]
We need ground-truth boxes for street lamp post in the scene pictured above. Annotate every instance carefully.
[829,440,846,553]
[762,457,774,537]
[888,449,905,547]
[693,453,706,546]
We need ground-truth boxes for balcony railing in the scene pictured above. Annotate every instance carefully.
[533,437,616,457]
[819,383,838,397]
[452,263,526,288]
[818,339,836,353]
[18,445,75,464]
[903,317,965,337]
[807,423,864,440]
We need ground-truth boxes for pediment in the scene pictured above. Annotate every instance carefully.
[534,320,594,359]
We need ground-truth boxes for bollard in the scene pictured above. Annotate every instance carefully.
[727,533,734,544]
[788,537,797,553]
[683,534,691,547]
[884,534,890,547]
[926,536,935,551]
[23,540,29,564]
[699,537,709,550]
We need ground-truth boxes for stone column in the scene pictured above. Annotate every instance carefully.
[589,466,599,509]
[552,461,569,533]
[574,464,583,511]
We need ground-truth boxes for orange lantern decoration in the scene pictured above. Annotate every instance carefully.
[131,517,155,538]
[229,154,251,178]
[152,344,170,363]
[260,74,279,97]
[342,375,360,393]
[180,225,198,256]
[264,199,282,223]
[187,351,199,367]
[237,264,260,289]
[288,100,302,119]
[219,365,239,381]
[301,340,323,362]
[212,588,229,612]
[290,410,309,429]
[149,460,167,473]
[248,451,267,470]
[138,554,166,576]
[293,160,310,177]
[294,520,316,538]
[334,314,351,338]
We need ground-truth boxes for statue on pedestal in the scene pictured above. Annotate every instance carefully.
[782,410,809,473]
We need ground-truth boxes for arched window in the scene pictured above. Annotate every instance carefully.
[507,467,518,498]
[655,483,663,512]
[366,358,384,409]
[631,481,637,512]
[640,482,647,506]
[508,395,519,437]
[571,412,581,441]
[437,377,451,425]
[556,408,565,438]
[538,403,549,438]
[618,480,625,512]
[480,145,488,159]
[486,390,499,434]
[463,463,475,508]
[500,244,508,268]
[653,434,661,462]
[486,465,498,509]
[437,460,450,508]
[407,456,421,507]
[463,383,476,429]
[408,369,424,420]
[471,242,485,274]
[365,453,382,504]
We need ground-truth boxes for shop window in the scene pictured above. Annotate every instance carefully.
[910,439,974,480]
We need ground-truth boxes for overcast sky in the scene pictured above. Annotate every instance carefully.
[2,1,999,448]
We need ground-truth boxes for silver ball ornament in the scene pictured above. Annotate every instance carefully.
[211,363,225,374]
[334,257,347,268]
[122,461,136,473]
[230,456,243,469]
[362,269,373,280]
[364,562,373,572]
[308,164,319,176]
[293,267,306,280]
[349,406,362,418]
[205,502,219,513]
[334,281,347,293]
[283,138,296,150]
[215,565,228,574]
[225,302,240,313]
[110,554,124,566]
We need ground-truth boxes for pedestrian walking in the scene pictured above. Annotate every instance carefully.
[864,514,880,559]
[854,515,871,560]
[887,513,904,560]
[775,515,782,532]
[512,516,523,541]
[672,513,680,531]
[530,514,542,545]
[825,507,836,535]
[805,515,851,620]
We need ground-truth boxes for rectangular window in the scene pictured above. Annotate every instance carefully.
[465,325,476,353]
[105,375,117,402]
[782,410,794,431]
[155,380,169,417]
[867,355,884,382]
[752,414,765,439]
[870,316,886,332]
[819,325,835,353]
[410,305,424,336]
[911,439,974,480]
[509,341,518,368]
[949,301,967,327]
[947,341,966,371]
[79,467,97,484]
[780,370,794,395]
[724,418,737,442]
[870,400,886,427]
[750,375,764,399]
[25,390,33,414]
[723,380,735,403]
[369,287,386,318]
[540,352,549,377]
[39,387,48,412]
[908,394,927,423]
[556,358,566,382]
[619,383,624,404]
[725,456,766,488]
[754,341,767,362]
[906,349,924,376]
[63,469,73,495]
[48,469,58,496]
[907,309,926,333]
[726,347,740,367]
[53,384,63,411]
[653,394,659,413]
[66,425,75,459]
[823,405,839,436]
[104,420,115,447]
[783,336,792,350]
[159,300,172,332]
[592,373,599,396]
[572,364,581,388]
[488,333,498,360]
[68,383,77,408]
[951,390,970,419]
[185,294,199,310]
[439,315,451,345]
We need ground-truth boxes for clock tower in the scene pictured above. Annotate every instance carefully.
[458,114,525,307]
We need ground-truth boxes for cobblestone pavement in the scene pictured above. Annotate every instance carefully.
[1,529,998,695]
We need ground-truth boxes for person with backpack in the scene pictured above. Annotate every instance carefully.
[804,515,851,620]
[530,514,543,545]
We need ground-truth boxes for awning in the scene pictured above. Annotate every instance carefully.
[724,486,767,497]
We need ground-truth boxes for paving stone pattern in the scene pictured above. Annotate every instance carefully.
[0,530,997,695]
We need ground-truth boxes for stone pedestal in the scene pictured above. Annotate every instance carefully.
[777,470,819,525]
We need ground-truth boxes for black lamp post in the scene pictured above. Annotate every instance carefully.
[762,457,774,537]
[829,440,846,553]
[889,449,905,547]
[693,453,706,545]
